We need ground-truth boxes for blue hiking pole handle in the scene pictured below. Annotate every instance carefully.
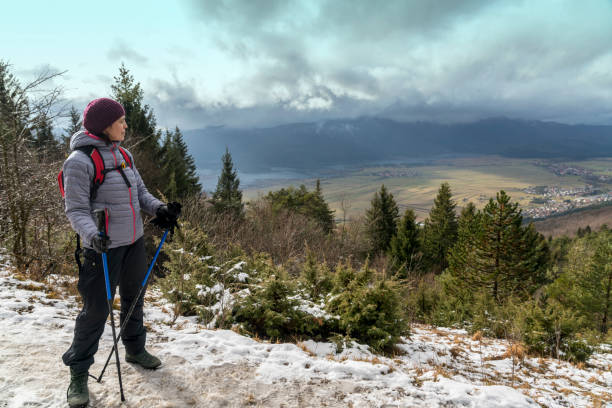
[100,233,112,300]
[142,229,168,287]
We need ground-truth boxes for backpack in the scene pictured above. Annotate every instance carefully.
[58,144,133,269]
[58,144,133,200]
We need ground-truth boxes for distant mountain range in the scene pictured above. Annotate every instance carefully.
[183,117,612,172]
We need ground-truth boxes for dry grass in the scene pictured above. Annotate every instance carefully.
[431,328,450,337]
[503,344,526,362]
[296,342,316,357]
[449,346,464,359]
[182,197,371,268]
[243,393,257,405]
[45,290,62,300]
[452,335,465,345]
[16,282,46,291]
[433,365,452,381]
[516,382,531,390]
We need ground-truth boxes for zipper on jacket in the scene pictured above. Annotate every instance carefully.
[128,187,136,244]
[104,208,110,236]
[111,146,137,243]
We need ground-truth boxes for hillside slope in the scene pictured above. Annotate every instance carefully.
[1,259,610,407]
[532,205,612,237]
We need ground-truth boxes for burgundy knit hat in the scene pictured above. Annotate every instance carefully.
[83,98,125,135]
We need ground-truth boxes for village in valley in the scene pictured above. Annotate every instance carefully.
[522,184,612,219]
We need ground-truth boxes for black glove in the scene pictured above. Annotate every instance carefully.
[91,234,111,254]
[152,202,182,232]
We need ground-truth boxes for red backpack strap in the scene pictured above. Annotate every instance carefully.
[118,147,133,168]
[89,148,105,186]
[75,145,106,199]
[58,171,66,198]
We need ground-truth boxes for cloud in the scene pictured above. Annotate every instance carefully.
[106,41,148,65]
[174,0,612,126]
[146,72,383,129]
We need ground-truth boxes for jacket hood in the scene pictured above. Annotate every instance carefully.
[70,130,121,151]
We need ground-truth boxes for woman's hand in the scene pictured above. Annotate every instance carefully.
[152,202,182,231]
[91,234,111,253]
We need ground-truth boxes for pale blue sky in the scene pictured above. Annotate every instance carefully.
[3,0,612,129]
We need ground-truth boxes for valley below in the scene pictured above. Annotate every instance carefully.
[235,156,612,227]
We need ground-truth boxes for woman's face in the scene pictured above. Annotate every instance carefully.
[104,116,128,142]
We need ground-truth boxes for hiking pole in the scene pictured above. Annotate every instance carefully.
[94,209,126,402]
[97,229,170,383]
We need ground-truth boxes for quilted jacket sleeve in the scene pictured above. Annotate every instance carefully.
[63,154,99,244]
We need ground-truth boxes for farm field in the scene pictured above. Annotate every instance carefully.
[243,156,610,221]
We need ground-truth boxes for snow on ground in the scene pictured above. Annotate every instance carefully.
[0,262,610,407]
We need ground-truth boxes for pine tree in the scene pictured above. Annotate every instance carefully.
[587,231,612,333]
[265,184,335,233]
[161,126,201,200]
[62,106,82,153]
[422,182,458,273]
[212,148,243,217]
[312,179,335,233]
[551,229,612,335]
[111,64,163,192]
[32,112,60,158]
[365,184,399,254]
[172,127,201,196]
[446,202,482,297]
[388,208,420,278]
[448,191,549,302]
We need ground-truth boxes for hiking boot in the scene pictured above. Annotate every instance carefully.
[67,368,89,407]
[125,348,161,369]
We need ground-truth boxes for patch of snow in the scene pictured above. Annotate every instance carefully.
[0,263,609,408]
[235,272,249,282]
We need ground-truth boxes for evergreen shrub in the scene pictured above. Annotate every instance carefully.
[519,299,593,362]
[158,222,215,318]
[426,271,473,327]
[327,262,408,352]
[231,270,330,340]
[300,250,334,301]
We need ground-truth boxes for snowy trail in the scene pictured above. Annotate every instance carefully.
[1,266,610,407]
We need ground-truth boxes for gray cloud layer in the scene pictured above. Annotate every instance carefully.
[107,41,149,65]
[148,0,612,129]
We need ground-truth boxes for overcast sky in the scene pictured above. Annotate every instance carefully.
[3,0,612,129]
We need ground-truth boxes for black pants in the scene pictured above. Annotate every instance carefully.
[62,237,147,373]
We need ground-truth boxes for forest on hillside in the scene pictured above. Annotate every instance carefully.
[0,61,610,365]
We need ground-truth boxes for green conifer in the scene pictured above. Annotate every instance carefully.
[111,64,163,191]
[448,191,549,302]
[212,147,243,217]
[161,127,201,200]
[32,113,59,157]
[265,183,335,233]
[365,184,399,254]
[422,182,458,273]
[62,106,82,153]
[587,231,611,333]
[388,208,420,278]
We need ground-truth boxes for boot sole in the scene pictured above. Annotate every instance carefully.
[125,356,161,369]
[68,401,89,408]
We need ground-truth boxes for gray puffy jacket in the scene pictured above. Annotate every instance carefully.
[62,130,164,249]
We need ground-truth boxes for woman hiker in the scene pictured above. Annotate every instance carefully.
[60,97,181,407]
